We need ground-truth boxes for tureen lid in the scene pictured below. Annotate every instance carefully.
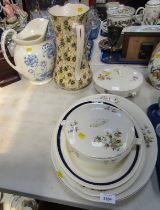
[64,102,135,160]
[93,67,143,93]
[107,5,135,17]
[147,0,160,5]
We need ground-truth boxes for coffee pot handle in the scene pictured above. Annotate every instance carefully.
[73,24,85,81]
[135,7,144,23]
[1,29,18,71]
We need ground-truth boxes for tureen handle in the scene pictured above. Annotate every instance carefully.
[136,138,142,145]
[135,7,144,24]
[1,29,18,72]
[72,23,85,81]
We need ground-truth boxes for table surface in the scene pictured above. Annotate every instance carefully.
[0,37,160,210]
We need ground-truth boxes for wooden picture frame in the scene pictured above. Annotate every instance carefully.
[121,32,160,62]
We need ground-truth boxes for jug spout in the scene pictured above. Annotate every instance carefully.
[13,18,49,45]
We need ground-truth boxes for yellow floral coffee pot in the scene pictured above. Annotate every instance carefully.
[48,3,92,90]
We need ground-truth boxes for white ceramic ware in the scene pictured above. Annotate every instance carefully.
[107,5,135,27]
[148,42,160,89]
[135,0,160,25]
[51,94,157,202]
[55,127,143,190]
[1,18,55,85]
[52,97,144,190]
[105,2,120,10]
[63,102,135,162]
[48,3,92,90]
[93,67,143,97]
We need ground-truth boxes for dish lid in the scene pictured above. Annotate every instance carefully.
[63,101,135,160]
[107,5,135,17]
[93,67,143,93]
[147,0,160,5]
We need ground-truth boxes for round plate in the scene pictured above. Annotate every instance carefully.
[64,102,135,161]
[93,67,143,97]
[51,94,157,201]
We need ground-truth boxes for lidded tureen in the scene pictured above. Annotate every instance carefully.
[93,67,143,97]
[63,102,137,162]
[107,5,135,27]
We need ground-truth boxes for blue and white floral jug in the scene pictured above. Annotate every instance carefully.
[1,18,55,85]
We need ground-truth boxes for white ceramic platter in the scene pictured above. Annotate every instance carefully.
[93,67,143,97]
[64,102,135,161]
[51,94,157,202]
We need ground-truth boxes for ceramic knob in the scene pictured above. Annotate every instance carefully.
[131,92,137,97]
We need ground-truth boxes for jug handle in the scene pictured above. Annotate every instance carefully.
[73,24,85,81]
[1,29,18,71]
[135,7,144,23]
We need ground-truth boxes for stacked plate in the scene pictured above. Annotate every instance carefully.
[51,94,157,203]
